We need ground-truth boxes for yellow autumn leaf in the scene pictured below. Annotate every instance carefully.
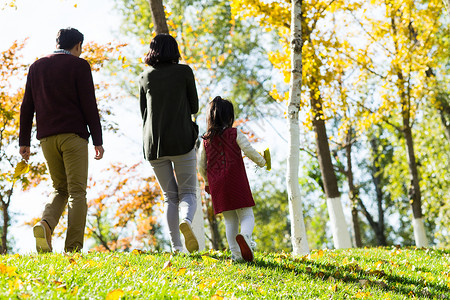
[72,285,79,296]
[264,148,271,171]
[176,268,187,276]
[375,261,383,269]
[48,265,56,275]
[0,263,17,277]
[201,255,218,264]
[13,161,29,178]
[106,289,125,300]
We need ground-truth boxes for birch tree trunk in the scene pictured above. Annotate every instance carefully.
[286,0,309,256]
[1,189,11,254]
[345,127,362,247]
[193,178,206,250]
[148,0,169,34]
[310,87,352,249]
[403,125,429,247]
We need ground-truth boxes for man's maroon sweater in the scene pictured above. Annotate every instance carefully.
[19,53,103,146]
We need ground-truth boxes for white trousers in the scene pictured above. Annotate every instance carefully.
[222,207,254,258]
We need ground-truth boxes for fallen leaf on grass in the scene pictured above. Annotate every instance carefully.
[202,255,219,264]
[330,284,338,292]
[374,261,383,269]
[162,260,172,270]
[354,291,371,298]
[0,263,17,277]
[132,249,145,255]
[359,279,370,287]
[176,268,187,276]
[48,266,56,275]
[106,289,125,300]
[72,286,79,296]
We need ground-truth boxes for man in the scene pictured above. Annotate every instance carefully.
[19,28,104,252]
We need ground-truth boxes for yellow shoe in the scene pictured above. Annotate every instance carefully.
[179,221,199,253]
[33,221,52,253]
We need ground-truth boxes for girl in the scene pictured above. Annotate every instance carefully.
[198,96,268,261]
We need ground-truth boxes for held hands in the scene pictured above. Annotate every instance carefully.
[94,146,104,160]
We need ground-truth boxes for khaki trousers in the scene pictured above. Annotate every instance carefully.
[40,133,88,252]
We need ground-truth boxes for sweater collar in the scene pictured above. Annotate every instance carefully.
[54,49,72,55]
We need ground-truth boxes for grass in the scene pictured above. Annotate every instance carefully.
[0,247,449,299]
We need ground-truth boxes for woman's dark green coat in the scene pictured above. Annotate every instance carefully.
[139,63,199,161]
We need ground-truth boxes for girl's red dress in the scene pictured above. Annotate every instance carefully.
[203,128,255,214]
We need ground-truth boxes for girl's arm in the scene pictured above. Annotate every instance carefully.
[236,130,266,168]
[198,142,208,185]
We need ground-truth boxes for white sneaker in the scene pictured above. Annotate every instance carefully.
[179,220,199,253]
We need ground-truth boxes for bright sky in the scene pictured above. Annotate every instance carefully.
[0,0,144,254]
[0,0,122,59]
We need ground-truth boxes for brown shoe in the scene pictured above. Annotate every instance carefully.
[33,221,52,253]
[236,234,253,262]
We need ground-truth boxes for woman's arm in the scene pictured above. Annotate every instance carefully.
[186,66,199,114]
[139,78,147,120]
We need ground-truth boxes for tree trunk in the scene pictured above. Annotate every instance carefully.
[204,198,224,250]
[403,125,428,247]
[439,108,450,144]
[369,137,388,246]
[286,0,309,256]
[1,196,9,254]
[345,127,362,247]
[390,8,428,247]
[192,179,205,251]
[148,0,169,34]
[310,89,352,249]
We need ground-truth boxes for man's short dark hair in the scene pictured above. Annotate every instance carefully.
[56,28,84,50]
[144,34,181,67]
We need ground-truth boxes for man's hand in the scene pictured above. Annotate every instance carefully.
[19,146,31,161]
[94,145,104,160]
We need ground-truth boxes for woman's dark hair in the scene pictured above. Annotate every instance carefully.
[56,28,84,50]
[203,96,235,140]
[144,34,181,66]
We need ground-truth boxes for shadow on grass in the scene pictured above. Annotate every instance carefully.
[246,252,449,299]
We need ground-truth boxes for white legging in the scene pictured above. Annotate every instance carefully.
[150,148,197,251]
[222,207,254,258]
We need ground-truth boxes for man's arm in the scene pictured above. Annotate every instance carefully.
[76,59,103,146]
[19,68,35,149]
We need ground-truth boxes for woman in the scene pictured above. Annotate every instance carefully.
[139,34,199,253]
